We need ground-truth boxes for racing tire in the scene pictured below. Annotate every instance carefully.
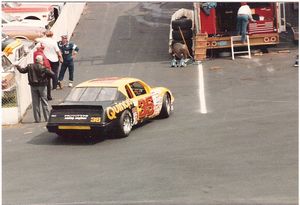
[115,110,133,138]
[172,18,193,30]
[159,94,172,118]
[172,29,193,41]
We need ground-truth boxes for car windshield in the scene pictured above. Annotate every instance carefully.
[65,87,118,102]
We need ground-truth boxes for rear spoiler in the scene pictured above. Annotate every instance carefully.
[51,104,103,110]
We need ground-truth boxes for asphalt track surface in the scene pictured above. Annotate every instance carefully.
[2,3,298,205]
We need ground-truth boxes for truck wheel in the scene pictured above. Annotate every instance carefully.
[115,110,132,138]
[159,94,172,118]
[172,29,193,41]
[172,18,192,30]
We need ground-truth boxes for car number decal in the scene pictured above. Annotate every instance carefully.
[138,96,154,119]
[90,117,101,123]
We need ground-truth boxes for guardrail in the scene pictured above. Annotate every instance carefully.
[2,3,86,125]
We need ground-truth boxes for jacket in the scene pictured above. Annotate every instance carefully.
[33,49,51,70]
[16,63,55,86]
[58,41,79,62]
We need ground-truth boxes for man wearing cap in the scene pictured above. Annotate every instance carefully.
[33,43,53,100]
[57,35,79,88]
[15,55,55,123]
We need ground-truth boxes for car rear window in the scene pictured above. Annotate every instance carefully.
[65,87,118,102]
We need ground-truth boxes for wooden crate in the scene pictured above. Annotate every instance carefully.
[194,33,208,61]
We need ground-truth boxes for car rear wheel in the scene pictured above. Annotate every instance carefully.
[115,110,132,138]
[159,94,172,118]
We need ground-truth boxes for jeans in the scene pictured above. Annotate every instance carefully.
[236,15,249,42]
[58,61,74,82]
[31,86,50,122]
[47,77,52,98]
[50,61,59,89]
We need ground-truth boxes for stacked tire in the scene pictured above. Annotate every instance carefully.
[171,17,193,58]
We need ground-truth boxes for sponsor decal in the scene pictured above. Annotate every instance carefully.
[106,100,133,120]
[64,114,88,120]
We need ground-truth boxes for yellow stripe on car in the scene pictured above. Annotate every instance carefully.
[58,125,91,130]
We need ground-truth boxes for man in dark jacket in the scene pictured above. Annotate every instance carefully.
[15,55,55,123]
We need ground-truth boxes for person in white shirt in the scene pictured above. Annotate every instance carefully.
[36,30,63,89]
[236,2,256,43]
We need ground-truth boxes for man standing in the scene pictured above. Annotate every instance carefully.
[236,2,256,44]
[15,55,55,123]
[36,30,63,89]
[57,35,79,88]
[33,43,53,100]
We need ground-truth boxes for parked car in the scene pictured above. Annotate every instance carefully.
[2,3,57,27]
[2,35,34,63]
[47,77,174,138]
[2,12,46,40]
[2,53,17,107]
[2,12,45,28]
[2,24,46,41]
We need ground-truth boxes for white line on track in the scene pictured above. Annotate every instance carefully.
[197,62,207,114]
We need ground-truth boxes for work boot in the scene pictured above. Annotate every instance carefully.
[179,58,186,67]
[57,81,63,89]
[171,58,177,67]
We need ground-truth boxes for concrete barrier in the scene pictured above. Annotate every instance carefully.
[2,3,86,125]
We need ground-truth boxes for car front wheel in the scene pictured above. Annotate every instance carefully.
[159,94,172,118]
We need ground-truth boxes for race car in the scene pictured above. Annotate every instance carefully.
[46,77,174,138]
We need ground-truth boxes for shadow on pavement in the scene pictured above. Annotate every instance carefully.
[27,132,106,146]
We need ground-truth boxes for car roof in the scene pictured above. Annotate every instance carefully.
[76,77,140,88]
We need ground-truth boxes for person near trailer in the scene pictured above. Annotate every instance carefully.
[36,30,63,90]
[236,2,256,44]
[171,42,189,67]
[15,55,55,123]
[33,43,53,100]
[57,35,79,88]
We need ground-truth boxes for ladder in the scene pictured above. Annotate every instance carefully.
[231,35,251,60]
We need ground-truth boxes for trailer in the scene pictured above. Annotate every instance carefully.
[193,2,285,60]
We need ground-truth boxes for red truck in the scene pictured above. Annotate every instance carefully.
[193,2,286,59]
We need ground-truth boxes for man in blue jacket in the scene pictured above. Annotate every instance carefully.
[57,35,79,88]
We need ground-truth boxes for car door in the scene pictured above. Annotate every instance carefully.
[128,81,155,121]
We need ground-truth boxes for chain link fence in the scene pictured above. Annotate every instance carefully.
[2,71,17,108]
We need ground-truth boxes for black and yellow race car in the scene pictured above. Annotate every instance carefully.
[46,77,174,138]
